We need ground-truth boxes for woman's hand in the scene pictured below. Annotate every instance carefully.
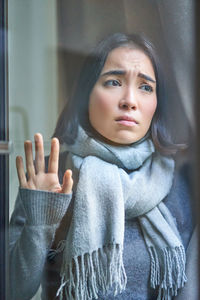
[16,133,73,194]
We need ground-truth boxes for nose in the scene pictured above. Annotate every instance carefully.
[119,87,137,110]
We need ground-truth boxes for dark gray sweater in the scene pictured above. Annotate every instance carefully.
[9,153,194,300]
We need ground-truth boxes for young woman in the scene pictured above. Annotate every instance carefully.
[9,33,194,300]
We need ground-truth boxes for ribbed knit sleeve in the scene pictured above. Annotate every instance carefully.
[19,188,72,225]
[9,188,72,300]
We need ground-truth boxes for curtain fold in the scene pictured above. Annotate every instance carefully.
[156,0,195,128]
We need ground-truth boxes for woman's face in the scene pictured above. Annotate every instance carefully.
[88,47,157,145]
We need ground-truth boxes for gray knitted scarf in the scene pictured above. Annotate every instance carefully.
[57,126,186,300]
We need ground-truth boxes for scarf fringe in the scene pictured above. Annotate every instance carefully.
[57,244,127,300]
[149,246,187,300]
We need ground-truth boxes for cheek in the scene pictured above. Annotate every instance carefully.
[144,97,157,121]
[89,89,113,118]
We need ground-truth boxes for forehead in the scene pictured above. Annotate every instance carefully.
[101,47,155,76]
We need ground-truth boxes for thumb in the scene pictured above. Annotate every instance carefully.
[61,169,73,194]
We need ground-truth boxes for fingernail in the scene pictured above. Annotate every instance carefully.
[67,169,72,176]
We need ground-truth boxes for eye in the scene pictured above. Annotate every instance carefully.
[103,79,121,87]
[140,84,153,93]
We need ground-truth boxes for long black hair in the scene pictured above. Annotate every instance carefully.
[53,32,185,155]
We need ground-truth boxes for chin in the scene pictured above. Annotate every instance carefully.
[107,136,141,146]
[95,130,144,146]
[113,134,141,145]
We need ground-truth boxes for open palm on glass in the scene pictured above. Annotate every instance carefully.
[16,133,73,194]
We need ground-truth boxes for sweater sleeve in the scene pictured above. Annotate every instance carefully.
[9,187,72,300]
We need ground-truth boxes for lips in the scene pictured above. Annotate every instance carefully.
[115,115,138,126]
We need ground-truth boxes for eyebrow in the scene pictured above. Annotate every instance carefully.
[100,69,156,83]
[138,73,156,83]
[100,70,125,77]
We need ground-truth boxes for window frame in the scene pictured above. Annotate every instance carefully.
[0,0,9,299]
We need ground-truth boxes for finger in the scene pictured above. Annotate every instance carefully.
[48,138,59,174]
[16,156,27,187]
[24,140,35,179]
[61,169,73,194]
[34,133,45,173]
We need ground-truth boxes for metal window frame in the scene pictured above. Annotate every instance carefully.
[0,0,9,299]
